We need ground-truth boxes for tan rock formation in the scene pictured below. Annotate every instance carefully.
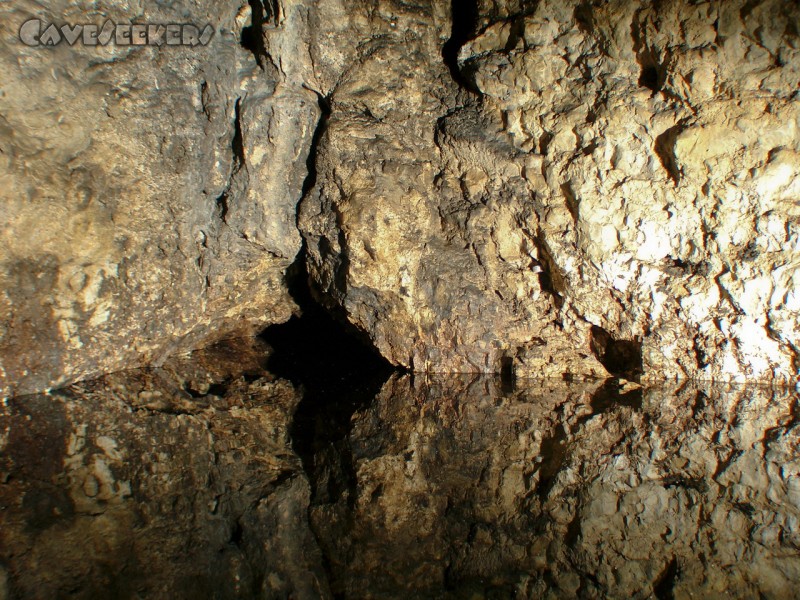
[0,0,323,396]
[1,0,798,395]
[300,0,800,383]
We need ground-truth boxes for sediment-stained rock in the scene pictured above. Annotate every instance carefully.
[0,0,323,396]
[0,340,329,599]
[300,0,800,383]
[306,374,800,598]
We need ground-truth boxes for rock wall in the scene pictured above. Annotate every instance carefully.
[1,0,799,394]
[0,0,325,396]
[300,0,800,384]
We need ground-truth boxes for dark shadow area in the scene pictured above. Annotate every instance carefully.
[261,251,395,595]
[442,0,480,89]
[653,557,680,600]
[499,355,516,394]
[590,325,643,381]
[301,91,332,198]
[240,0,281,68]
[639,64,661,92]
[260,251,396,498]
[534,421,569,501]
[240,0,268,68]
[631,16,666,95]
[574,2,595,35]
[571,378,644,431]
[654,123,684,185]
[534,236,566,309]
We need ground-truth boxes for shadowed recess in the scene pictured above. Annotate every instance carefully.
[442,0,479,88]
[590,325,643,381]
[260,250,395,480]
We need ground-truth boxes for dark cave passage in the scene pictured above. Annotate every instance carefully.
[442,0,479,88]
[259,250,396,486]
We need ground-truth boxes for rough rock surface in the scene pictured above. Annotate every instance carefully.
[2,0,798,395]
[306,374,800,598]
[0,0,325,396]
[300,0,800,383]
[0,340,329,599]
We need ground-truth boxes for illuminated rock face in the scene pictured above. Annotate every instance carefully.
[300,0,800,383]
[1,0,798,395]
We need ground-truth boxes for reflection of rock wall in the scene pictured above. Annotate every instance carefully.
[300,0,800,383]
[0,341,328,599]
[308,374,800,598]
[0,0,327,396]
[2,349,797,598]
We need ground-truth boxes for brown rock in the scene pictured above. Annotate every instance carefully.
[300,0,800,383]
[0,0,324,396]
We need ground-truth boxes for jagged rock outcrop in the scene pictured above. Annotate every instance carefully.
[300,0,800,383]
[0,0,325,396]
[0,340,329,599]
[306,374,800,598]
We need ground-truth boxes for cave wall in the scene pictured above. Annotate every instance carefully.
[1,0,799,395]
[0,0,324,396]
[301,0,800,384]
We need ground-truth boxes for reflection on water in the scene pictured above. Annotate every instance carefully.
[305,376,799,599]
[0,351,798,599]
[0,341,327,600]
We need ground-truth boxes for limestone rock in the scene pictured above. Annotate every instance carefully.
[300,0,800,383]
[0,0,323,396]
[2,0,798,395]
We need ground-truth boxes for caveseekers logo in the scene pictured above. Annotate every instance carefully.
[19,19,214,47]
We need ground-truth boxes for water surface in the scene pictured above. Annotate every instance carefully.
[0,345,797,599]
